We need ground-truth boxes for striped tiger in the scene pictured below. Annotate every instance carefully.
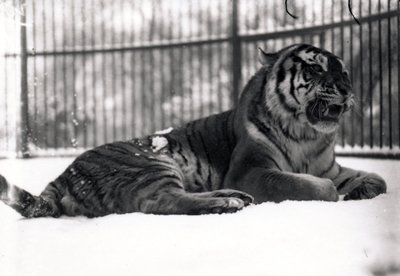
[0,43,386,218]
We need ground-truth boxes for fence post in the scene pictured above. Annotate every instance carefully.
[319,32,325,49]
[231,0,241,106]
[18,0,30,158]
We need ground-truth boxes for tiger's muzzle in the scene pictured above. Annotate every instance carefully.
[306,99,345,124]
[305,88,353,127]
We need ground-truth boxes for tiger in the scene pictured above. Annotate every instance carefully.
[0,43,387,218]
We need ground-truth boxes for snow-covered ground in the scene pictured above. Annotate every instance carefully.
[0,157,399,276]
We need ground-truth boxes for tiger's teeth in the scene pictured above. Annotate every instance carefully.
[323,108,329,116]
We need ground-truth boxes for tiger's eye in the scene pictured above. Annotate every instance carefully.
[311,64,323,73]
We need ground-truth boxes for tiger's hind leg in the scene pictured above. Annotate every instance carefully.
[140,186,253,215]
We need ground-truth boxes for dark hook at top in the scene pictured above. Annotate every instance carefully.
[284,0,361,25]
[347,0,360,25]
[285,0,298,19]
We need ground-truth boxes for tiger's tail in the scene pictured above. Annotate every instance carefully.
[0,174,61,218]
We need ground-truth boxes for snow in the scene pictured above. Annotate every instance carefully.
[335,145,400,157]
[151,136,169,152]
[154,127,174,135]
[0,157,399,276]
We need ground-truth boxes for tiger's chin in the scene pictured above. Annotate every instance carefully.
[308,121,339,133]
[305,99,344,133]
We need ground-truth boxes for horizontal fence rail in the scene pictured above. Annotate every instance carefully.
[0,0,399,159]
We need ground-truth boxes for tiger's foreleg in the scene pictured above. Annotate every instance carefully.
[225,168,339,203]
[331,165,386,200]
[138,185,253,215]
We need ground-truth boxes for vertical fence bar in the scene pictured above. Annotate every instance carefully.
[398,0,400,147]
[378,0,383,148]
[387,0,392,149]
[168,5,174,125]
[111,1,117,140]
[32,0,38,149]
[272,0,278,50]
[359,0,364,147]
[159,2,166,127]
[140,8,147,134]
[339,0,345,146]
[188,0,195,121]
[120,0,127,139]
[217,0,223,112]
[91,0,97,146]
[321,0,325,25]
[81,0,87,148]
[175,6,181,120]
[198,1,204,117]
[284,0,289,28]
[71,0,78,147]
[199,43,204,117]
[130,0,136,138]
[319,0,326,48]
[207,0,213,115]
[100,0,107,143]
[242,42,248,81]
[51,0,58,149]
[331,0,335,53]
[42,0,48,149]
[368,0,373,148]
[349,6,354,147]
[299,0,306,44]
[62,0,68,148]
[311,2,316,46]
[231,0,241,106]
[4,57,8,152]
[149,3,156,132]
[160,45,166,126]
[177,1,184,125]
[19,0,30,157]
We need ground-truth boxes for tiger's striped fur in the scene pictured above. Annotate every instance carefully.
[0,44,386,218]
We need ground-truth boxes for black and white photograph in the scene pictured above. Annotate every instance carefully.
[0,0,399,275]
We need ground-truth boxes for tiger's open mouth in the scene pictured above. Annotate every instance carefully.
[306,99,344,124]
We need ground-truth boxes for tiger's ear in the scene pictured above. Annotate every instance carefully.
[258,47,278,67]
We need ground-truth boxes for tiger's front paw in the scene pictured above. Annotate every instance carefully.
[207,189,254,206]
[198,198,246,215]
[344,173,387,200]
[312,178,339,202]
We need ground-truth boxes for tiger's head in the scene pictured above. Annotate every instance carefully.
[259,44,353,134]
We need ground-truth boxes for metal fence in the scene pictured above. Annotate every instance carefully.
[0,0,399,158]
